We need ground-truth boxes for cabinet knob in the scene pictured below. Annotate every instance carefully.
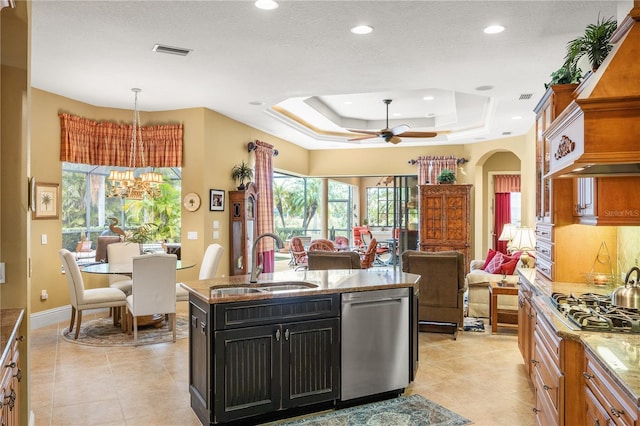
[200,322,207,335]
[284,329,290,341]
[4,362,15,369]
[543,384,551,391]
[275,329,281,341]
[532,407,540,414]
[14,368,22,383]
[3,389,16,411]
[582,372,594,380]
[531,359,539,366]
[16,336,24,342]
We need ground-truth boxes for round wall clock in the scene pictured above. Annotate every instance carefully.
[183,192,201,212]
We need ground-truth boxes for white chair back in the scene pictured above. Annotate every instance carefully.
[199,243,224,280]
[58,249,85,307]
[131,253,177,317]
[107,242,141,284]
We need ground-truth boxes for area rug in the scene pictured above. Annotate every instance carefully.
[275,395,471,425]
[463,317,486,332]
[61,312,188,347]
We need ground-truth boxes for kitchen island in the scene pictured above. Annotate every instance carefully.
[518,268,640,425]
[180,269,420,425]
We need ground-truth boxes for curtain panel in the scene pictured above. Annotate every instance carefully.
[253,140,276,273]
[59,113,183,167]
[416,155,458,185]
[494,174,521,193]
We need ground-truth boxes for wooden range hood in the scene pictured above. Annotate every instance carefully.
[546,6,640,178]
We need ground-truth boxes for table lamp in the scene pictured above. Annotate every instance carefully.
[511,227,536,268]
[498,223,517,253]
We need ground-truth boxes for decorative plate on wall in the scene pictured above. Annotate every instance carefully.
[183,192,201,212]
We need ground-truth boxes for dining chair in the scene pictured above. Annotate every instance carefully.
[289,236,308,270]
[58,249,127,339]
[359,238,378,269]
[95,235,122,263]
[334,235,350,251]
[106,242,141,295]
[176,243,224,302]
[308,239,335,252]
[308,251,362,270]
[126,253,178,345]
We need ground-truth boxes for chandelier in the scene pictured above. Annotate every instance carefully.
[107,88,163,200]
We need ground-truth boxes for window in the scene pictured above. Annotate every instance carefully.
[61,162,181,256]
[366,187,395,227]
[273,173,322,239]
[327,180,353,241]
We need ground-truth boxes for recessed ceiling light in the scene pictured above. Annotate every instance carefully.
[484,25,505,34]
[426,113,435,117]
[423,96,434,101]
[512,115,522,120]
[255,0,278,10]
[343,101,353,105]
[249,101,264,106]
[475,85,494,91]
[351,25,373,35]
[392,113,402,117]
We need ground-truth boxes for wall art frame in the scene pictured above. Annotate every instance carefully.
[33,182,60,220]
[210,189,225,211]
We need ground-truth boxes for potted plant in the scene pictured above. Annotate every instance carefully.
[544,63,583,89]
[437,168,456,184]
[563,15,617,73]
[231,161,253,190]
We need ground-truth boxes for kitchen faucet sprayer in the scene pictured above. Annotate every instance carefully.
[250,233,284,283]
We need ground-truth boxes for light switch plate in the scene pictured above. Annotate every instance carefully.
[213,220,219,229]
[41,234,48,245]
[213,231,219,239]
[0,263,5,284]
[187,231,198,240]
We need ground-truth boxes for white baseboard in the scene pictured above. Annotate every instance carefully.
[29,306,110,330]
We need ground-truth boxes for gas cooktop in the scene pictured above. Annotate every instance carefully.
[551,292,640,333]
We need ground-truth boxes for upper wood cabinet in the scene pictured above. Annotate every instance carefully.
[572,176,640,225]
[418,184,471,272]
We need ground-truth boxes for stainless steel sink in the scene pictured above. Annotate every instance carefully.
[211,287,262,296]
[257,282,318,292]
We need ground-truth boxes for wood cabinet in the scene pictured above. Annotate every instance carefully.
[0,310,24,426]
[229,183,257,276]
[418,184,471,272]
[189,294,340,425]
[517,279,535,378]
[584,348,639,425]
[572,176,640,226]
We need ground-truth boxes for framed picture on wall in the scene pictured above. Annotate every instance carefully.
[33,182,60,220]
[210,189,225,211]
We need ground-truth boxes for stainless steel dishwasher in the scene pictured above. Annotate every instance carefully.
[341,288,410,401]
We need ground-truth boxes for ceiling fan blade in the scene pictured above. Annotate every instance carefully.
[396,131,438,138]
[348,134,379,141]
[391,124,410,135]
[346,129,380,136]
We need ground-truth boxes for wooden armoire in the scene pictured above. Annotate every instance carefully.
[418,184,472,273]
[229,183,258,276]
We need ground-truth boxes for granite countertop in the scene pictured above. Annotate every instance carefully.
[180,269,420,304]
[0,308,24,367]
[518,270,640,405]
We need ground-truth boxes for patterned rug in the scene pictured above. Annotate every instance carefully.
[274,395,471,425]
[463,317,486,332]
[61,312,188,347]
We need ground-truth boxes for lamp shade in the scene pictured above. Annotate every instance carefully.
[511,227,536,252]
[498,223,517,242]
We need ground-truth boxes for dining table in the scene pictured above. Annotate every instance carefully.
[81,260,195,329]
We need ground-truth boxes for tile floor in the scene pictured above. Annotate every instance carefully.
[30,302,536,426]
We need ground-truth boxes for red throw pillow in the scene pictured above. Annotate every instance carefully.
[480,249,498,271]
[500,257,519,275]
[484,252,505,274]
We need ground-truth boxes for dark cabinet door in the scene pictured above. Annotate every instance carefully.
[214,325,281,423]
[188,299,210,425]
[282,318,340,408]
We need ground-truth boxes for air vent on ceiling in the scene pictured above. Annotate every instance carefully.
[519,93,533,100]
[502,131,512,136]
[152,44,192,56]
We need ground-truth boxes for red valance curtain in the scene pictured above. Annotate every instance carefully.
[59,113,183,167]
[416,155,457,185]
[253,140,276,273]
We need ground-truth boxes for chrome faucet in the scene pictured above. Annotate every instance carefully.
[250,232,285,283]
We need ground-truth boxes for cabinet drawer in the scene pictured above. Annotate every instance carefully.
[536,256,554,281]
[584,350,638,426]
[535,315,561,367]
[536,238,553,263]
[535,223,553,243]
[533,369,559,426]
[214,295,340,330]
[533,332,562,411]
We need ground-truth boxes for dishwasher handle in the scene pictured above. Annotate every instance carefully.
[343,297,407,307]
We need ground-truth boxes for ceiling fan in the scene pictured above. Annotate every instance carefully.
[347,99,437,144]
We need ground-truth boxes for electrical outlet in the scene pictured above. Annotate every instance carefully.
[41,234,48,245]
[0,263,5,284]
[188,231,198,240]
[213,231,219,239]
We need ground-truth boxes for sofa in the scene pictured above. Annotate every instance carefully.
[466,256,521,318]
